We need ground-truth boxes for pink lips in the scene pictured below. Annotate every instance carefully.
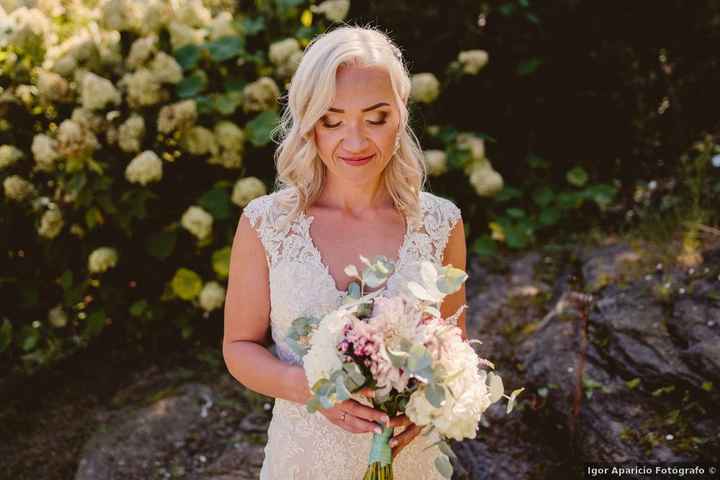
[341,154,374,165]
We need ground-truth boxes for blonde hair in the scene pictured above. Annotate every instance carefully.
[270,24,428,233]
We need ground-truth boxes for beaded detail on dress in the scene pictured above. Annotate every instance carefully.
[241,188,462,480]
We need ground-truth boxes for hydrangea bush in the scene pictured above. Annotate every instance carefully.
[0,0,510,374]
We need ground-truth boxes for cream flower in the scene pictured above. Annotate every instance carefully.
[231,177,266,207]
[242,77,280,113]
[168,20,206,50]
[181,126,218,155]
[119,68,167,107]
[199,281,226,312]
[423,149,447,176]
[88,246,118,273]
[3,174,35,201]
[38,206,64,239]
[310,0,350,23]
[0,144,23,169]
[467,159,503,197]
[125,150,163,185]
[56,119,99,158]
[172,0,212,28]
[410,73,440,103]
[117,114,145,153]
[71,107,106,133]
[456,133,485,161]
[208,11,237,40]
[36,68,70,102]
[269,38,301,66]
[80,71,122,110]
[6,7,52,50]
[157,99,197,134]
[99,0,142,32]
[126,34,157,69]
[181,205,213,240]
[458,49,489,75]
[48,304,68,328]
[303,310,352,387]
[149,51,183,84]
[213,121,244,152]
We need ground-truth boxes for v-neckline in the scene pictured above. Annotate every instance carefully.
[300,209,411,297]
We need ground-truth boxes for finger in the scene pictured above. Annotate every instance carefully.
[344,402,390,426]
[343,413,384,434]
[387,414,413,428]
[357,386,375,398]
[390,424,421,454]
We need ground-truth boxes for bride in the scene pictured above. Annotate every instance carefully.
[222,25,467,479]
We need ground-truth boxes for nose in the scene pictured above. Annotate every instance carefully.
[341,122,369,152]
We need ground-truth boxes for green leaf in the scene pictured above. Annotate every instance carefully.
[472,235,497,257]
[566,166,589,187]
[174,44,202,70]
[585,183,617,208]
[176,71,208,98]
[408,344,432,375]
[198,187,232,220]
[129,300,148,317]
[516,57,543,76]
[84,309,106,338]
[242,16,265,35]
[171,268,203,300]
[335,373,351,401]
[538,207,561,226]
[556,191,584,209]
[0,319,12,352]
[425,382,446,407]
[526,153,549,169]
[506,387,525,413]
[212,246,232,278]
[205,35,245,62]
[532,186,555,207]
[386,348,409,368]
[505,207,526,219]
[58,269,73,291]
[21,326,39,352]
[246,110,280,147]
[494,185,523,202]
[306,396,322,413]
[212,91,243,115]
[434,454,453,479]
[145,230,177,260]
[625,378,641,389]
[343,362,366,386]
[437,441,457,460]
[195,95,213,115]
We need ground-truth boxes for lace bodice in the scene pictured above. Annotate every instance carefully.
[241,187,462,480]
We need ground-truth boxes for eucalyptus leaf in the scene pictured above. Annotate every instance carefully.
[344,264,359,278]
[434,454,453,479]
[425,382,446,407]
[386,347,409,368]
[506,387,525,414]
[488,371,505,403]
[347,281,361,298]
[438,441,457,460]
[335,373,351,401]
[306,396,322,413]
[407,281,436,302]
[407,344,432,374]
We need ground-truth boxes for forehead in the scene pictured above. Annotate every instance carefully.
[331,64,395,108]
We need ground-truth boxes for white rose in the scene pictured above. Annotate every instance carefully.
[242,77,280,113]
[199,281,226,312]
[310,0,350,23]
[81,71,122,111]
[88,246,118,273]
[181,126,218,156]
[181,205,213,240]
[149,51,183,84]
[232,177,267,207]
[38,206,64,238]
[125,150,163,185]
[410,73,440,104]
[3,175,35,201]
[127,34,157,69]
[157,99,197,134]
[458,49,489,75]
[117,114,145,153]
[0,144,24,169]
[303,310,351,387]
[423,149,447,176]
[48,304,68,328]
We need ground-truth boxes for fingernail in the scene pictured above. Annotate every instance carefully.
[382,415,390,424]
[374,427,382,434]
[389,439,397,447]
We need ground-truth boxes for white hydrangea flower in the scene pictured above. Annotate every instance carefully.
[423,149,447,176]
[269,37,301,66]
[117,114,145,153]
[467,160,503,197]
[208,11,237,41]
[172,0,212,28]
[6,7,52,50]
[181,126,218,155]
[48,304,68,328]
[99,0,142,32]
[168,20,206,50]
[157,99,197,134]
[38,205,64,239]
[456,133,485,161]
[88,246,118,273]
[125,150,163,185]
[96,29,123,67]
[410,73,440,103]
[119,68,167,107]
[136,0,174,35]
[213,121,244,152]
[3,174,35,201]
[149,51,183,84]
[242,77,280,113]
[80,71,122,110]
[208,150,243,169]
[57,118,99,158]
[181,205,213,240]
[303,310,352,387]
[232,177,267,207]
[36,68,70,102]
[126,34,158,69]
[71,107,106,133]
[199,281,226,312]
[0,144,24,169]
[310,0,350,23]
[458,49,489,75]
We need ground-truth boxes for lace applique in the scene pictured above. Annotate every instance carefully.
[242,189,462,479]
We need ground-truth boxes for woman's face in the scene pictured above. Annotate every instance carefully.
[313,64,401,185]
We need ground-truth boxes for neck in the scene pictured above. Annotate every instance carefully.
[315,172,391,217]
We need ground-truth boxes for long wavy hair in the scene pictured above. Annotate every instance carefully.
[269,24,428,233]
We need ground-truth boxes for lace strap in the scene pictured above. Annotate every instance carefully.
[242,194,281,268]
[421,193,463,265]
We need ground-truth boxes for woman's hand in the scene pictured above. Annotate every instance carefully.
[317,387,390,434]
[387,414,422,459]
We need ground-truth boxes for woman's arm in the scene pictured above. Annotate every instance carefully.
[222,213,311,405]
[441,215,468,340]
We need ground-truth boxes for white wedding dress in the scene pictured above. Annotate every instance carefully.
[241,187,462,480]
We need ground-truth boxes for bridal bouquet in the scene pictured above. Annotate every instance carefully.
[286,255,524,479]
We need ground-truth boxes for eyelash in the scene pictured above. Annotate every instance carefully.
[322,114,388,129]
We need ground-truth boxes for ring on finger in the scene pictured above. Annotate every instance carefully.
[340,411,347,422]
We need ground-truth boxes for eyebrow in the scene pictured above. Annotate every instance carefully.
[327,102,390,113]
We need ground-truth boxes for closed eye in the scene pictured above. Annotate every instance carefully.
[322,120,387,129]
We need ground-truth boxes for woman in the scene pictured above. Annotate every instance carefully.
[222,25,468,479]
